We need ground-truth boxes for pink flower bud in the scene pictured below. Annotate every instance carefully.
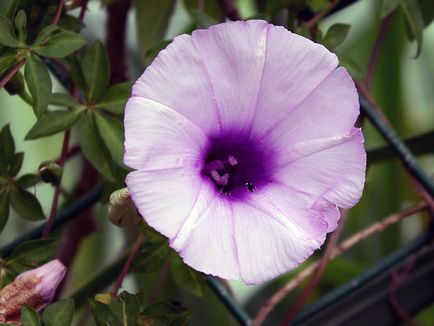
[0,260,66,324]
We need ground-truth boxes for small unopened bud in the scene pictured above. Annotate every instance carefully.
[38,161,63,185]
[108,188,141,228]
[0,260,66,324]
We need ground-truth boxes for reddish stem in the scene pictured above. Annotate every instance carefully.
[79,0,89,21]
[106,0,131,85]
[111,233,144,297]
[306,0,340,29]
[148,261,171,304]
[0,60,25,89]
[365,13,394,89]
[218,0,241,21]
[51,0,65,25]
[41,129,71,239]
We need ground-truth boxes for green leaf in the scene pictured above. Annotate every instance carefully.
[336,51,364,79]
[378,0,400,18]
[418,0,434,26]
[33,29,86,58]
[136,0,176,63]
[58,14,85,31]
[0,190,9,234]
[171,253,204,296]
[49,93,81,108]
[89,299,118,326]
[0,14,21,47]
[141,301,191,326]
[8,239,57,265]
[108,292,141,325]
[400,0,425,57]
[95,113,124,166]
[16,173,40,188]
[321,23,351,49]
[0,53,17,75]
[132,241,170,273]
[43,299,74,326]
[9,188,45,221]
[189,9,218,28]
[0,124,15,160]
[14,10,27,43]
[24,54,52,118]
[8,151,23,176]
[67,56,87,95]
[80,113,118,182]
[81,41,110,103]
[21,306,41,326]
[93,81,131,114]
[33,25,59,45]
[183,0,222,20]
[0,0,18,18]
[25,109,83,140]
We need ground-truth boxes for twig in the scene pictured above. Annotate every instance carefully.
[207,276,254,326]
[51,0,65,25]
[218,0,241,21]
[79,0,89,21]
[41,129,71,239]
[306,0,340,29]
[388,253,422,326]
[254,202,427,325]
[106,0,131,85]
[280,210,349,325]
[358,86,434,202]
[0,60,25,89]
[365,13,394,89]
[148,262,170,304]
[110,233,144,297]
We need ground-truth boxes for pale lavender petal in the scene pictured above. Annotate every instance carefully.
[124,96,207,170]
[251,24,338,136]
[172,193,240,280]
[261,67,360,163]
[132,34,220,134]
[277,131,366,230]
[190,20,269,132]
[127,169,205,240]
[233,187,327,284]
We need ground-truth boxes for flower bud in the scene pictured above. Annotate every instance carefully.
[38,161,63,185]
[108,188,141,228]
[0,260,66,323]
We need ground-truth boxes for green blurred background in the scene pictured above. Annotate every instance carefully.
[1,0,433,324]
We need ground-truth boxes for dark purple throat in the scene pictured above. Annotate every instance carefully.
[201,131,275,200]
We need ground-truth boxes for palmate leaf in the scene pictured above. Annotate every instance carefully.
[24,54,52,118]
[49,92,81,108]
[15,173,40,188]
[14,10,27,43]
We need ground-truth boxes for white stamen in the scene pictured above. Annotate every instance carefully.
[228,155,237,166]
[211,170,229,186]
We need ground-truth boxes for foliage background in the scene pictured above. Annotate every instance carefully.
[0,0,433,325]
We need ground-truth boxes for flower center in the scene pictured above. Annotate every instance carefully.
[201,134,274,198]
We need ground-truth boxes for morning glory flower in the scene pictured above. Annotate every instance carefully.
[124,20,366,284]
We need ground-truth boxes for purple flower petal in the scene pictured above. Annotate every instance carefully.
[125,20,366,284]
